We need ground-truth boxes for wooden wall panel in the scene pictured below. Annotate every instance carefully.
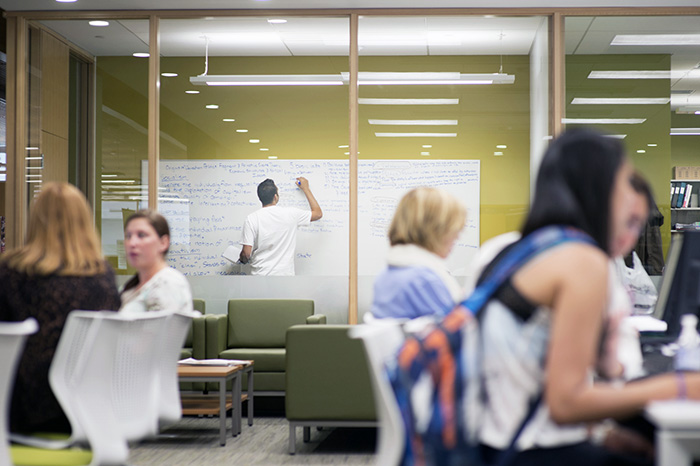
[41,131,69,184]
[40,32,69,140]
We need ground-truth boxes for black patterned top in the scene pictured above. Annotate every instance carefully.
[0,261,121,433]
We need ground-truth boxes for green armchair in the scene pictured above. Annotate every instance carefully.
[285,324,376,454]
[206,299,326,395]
[180,298,207,391]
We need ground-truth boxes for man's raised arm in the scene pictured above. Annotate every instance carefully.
[296,177,322,222]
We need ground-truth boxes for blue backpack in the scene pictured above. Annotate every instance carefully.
[389,226,595,466]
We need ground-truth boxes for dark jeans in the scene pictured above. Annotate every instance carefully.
[480,442,653,466]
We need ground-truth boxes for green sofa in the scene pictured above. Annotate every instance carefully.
[285,324,377,454]
[206,299,326,395]
[180,298,207,391]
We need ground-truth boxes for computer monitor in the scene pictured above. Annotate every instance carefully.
[649,231,700,341]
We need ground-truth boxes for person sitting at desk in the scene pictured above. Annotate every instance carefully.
[238,177,322,276]
[371,186,466,319]
[120,209,192,314]
[0,182,120,434]
[475,128,699,466]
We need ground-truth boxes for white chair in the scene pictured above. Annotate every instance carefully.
[348,322,406,466]
[0,318,38,466]
[155,310,201,428]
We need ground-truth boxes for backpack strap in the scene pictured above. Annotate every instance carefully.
[462,225,596,316]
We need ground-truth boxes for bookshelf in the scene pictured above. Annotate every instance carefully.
[670,179,700,233]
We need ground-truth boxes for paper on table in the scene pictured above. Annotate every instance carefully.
[178,358,250,366]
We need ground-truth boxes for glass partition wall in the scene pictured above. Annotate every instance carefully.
[356,15,549,319]
[6,10,700,322]
[564,15,700,267]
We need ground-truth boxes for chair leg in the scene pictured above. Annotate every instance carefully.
[288,424,296,455]
[303,426,311,442]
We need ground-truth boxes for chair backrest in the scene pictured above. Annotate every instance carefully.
[156,310,200,427]
[228,299,314,348]
[0,318,38,466]
[49,310,169,465]
[184,299,206,347]
[348,322,406,466]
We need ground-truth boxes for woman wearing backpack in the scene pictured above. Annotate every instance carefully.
[476,128,690,466]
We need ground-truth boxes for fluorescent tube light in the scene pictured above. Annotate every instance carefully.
[268,156,278,159]
[496,145,507,149]
[375,133,457,138]
[368,119,458,126]
[562,118,646,125]
[422,145,432,148]
[102,180,136,183]
[494,152,504,156]
[420,152,430,156]
[571,97,669,105]
[236,129,248,133]
[359,98,459,105]
[133,52,150,58]
[671,128,700,136]
[161,72,178,77]
[249,139,260,143]
[185,90,200,94]
[205,104,219,109]
[338,145,349,148]
[637,150,646,154]
[267,19,287,24]
[223,118,235,122]
[191,72,514,87]
[89,21,109,27]
[588,71,670,80]
[611,34,700,46]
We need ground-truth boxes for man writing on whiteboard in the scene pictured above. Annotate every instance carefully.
[239,177,323,275]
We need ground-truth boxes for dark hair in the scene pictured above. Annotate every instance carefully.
[257,179,278,206]
[630,171,653,211]
[122,209,171,292]
[521,128,626,254]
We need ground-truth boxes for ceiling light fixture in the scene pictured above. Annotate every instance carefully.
[56,0,78,3]
[496,145,507,149]
[267,19,287,24]
[571,97,670,105]
[368,119,458,126]
[422,145,432,148]
[133,52,150,58]
[236,129,248,133]
[260,148,269,151]
[249,139,260,143]
[420,152,430,156]
[223,118,235,122]
[671,128,700,136]
[88,20,109,27]
[185,90,199,94]
[562,118,646,125]
[359,98,459,105]
[588,70,670,80]
[338,145,349,148]
[161,72,178,77]
[375,133,457,138]
[494,152,504,156]
[611,34,700,46]
[190,71,514,87]
[205,104,219,109]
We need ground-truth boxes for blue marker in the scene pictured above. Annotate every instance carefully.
[297,180,301,186]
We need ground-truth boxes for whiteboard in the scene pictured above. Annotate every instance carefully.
[157,159,479,277]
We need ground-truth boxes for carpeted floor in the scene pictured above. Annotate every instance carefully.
[128,400,377,466]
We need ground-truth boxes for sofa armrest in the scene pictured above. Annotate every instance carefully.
[204,314,228,359]
[190,316,207,360]
[306,314,326,325]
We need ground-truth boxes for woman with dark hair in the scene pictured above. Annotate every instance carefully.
[475,129,698,465]
[119,209,192,314]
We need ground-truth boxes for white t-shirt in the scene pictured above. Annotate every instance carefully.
[240,205,312,276]
[120,266,193,314]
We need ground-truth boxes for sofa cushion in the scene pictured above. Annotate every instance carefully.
[227,299,314,348]
[180,348,193,360]
[220,348,286,372]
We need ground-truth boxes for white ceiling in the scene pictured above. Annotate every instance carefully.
[1,0,699,11]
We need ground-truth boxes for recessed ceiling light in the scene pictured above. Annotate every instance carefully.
[562,118,646,125]
[571,97,669,105]
[236,129,248,133]
[161,72,178,77]
[420,152,430,156]
[132,52,150,58]
[338,145,349,148]
[56,0,77,2]
[267,19,287,24]
[185,90,199,94]
[268,156,278,160]
[494,151,504,156]
[637,150,646,154]
[648,143,658,147]
[344,152,350,155]
[422,145,432,148]
[249,139,260,143]
[260,148,269,151]
[205,104,219,109]
[223,118,235,122]
[88,20,109,27]
[496,145,507,149]
[671,127,700,136]
[375,133,457,138]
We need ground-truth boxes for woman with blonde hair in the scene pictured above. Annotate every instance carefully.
[371,186,467,319]
[0,182,120,434]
